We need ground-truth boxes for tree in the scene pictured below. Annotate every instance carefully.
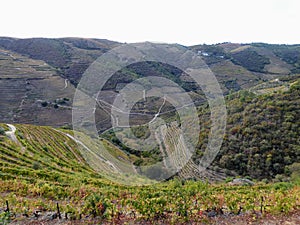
[0,126,5,135]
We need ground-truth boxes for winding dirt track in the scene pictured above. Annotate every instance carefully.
[5,124,18,142]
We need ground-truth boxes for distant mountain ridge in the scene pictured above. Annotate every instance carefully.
[0,37,119,85]
[0,37,299,126]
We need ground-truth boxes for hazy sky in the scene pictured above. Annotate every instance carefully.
[1,0,299,45]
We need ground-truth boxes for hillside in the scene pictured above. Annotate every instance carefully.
[199,76,300,181]
[0,124,97,183]
[0,37,119,85]
[0,37,299,181]
[0,124,299,224]
[0,47,75,126]
[0,37,300,127]
[101,75,300,182]
[0,37,119,127]
[0,37,299,223]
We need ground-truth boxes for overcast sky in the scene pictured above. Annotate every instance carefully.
[1,0,299,45]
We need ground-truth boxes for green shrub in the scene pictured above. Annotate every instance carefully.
[0,126,5,135]
[288,163,300,183]
[273,182,293,191]
[41,101,48,107]
[32,161,41,170]
[0,211,11,225]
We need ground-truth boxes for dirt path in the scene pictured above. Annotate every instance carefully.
[5,124,18,142]
[55,129,120,172]
[64,79,68,89]
[5,124,26,153]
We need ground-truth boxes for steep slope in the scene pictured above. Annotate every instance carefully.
[190,43,297,93]
[0,124,94,183]
[196,76,300,180]
[100,76,300,181]
[0,123,151,188]
[0,37,120,127]
[0,124,299,224]
[0,37,119,85]
[0,47,75,126]
[0,37,299,129]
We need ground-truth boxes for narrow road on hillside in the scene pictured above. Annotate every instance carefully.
[63,79,68,89]
[5,124,18,142]
[55,129,120,172]
[149,96,166,124]
[5,124,26,153]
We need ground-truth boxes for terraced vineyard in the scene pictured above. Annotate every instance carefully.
[0,124,299,224]
[2,38,299,129]
[0,47,75,126]
[0,124,98,183]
